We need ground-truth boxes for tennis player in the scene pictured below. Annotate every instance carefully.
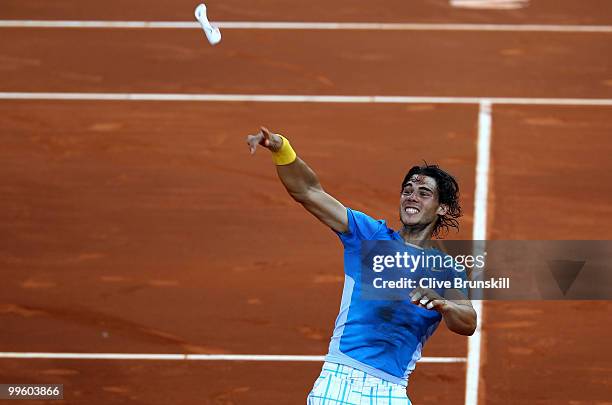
[246,127,477,404]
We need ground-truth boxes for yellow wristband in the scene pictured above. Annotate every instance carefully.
[272,135,297,165]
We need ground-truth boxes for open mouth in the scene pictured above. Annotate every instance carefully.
[404,207,420,214]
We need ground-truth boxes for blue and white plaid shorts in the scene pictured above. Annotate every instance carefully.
[307,362,411,405]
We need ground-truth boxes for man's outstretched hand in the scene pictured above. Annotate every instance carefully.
[246,127,283,154]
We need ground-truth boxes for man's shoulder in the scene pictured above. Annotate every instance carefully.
[346,208,395,239]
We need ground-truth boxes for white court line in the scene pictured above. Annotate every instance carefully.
[0,352,466,363]
[472,101,492,243]
[464,101,492,405]
[2,92,612,106]
[0,20,612,32]
[451,0,529,10]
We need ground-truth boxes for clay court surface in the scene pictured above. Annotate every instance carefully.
[1,1,611,404]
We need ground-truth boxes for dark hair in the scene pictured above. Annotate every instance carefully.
[401,163,462,238]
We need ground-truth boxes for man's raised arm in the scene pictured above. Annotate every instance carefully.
[246,127,348,233]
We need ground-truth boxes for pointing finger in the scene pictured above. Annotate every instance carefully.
[260,127,272,147]
[260,126,271,139]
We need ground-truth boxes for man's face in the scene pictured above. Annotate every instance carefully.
[399,175,448,228]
